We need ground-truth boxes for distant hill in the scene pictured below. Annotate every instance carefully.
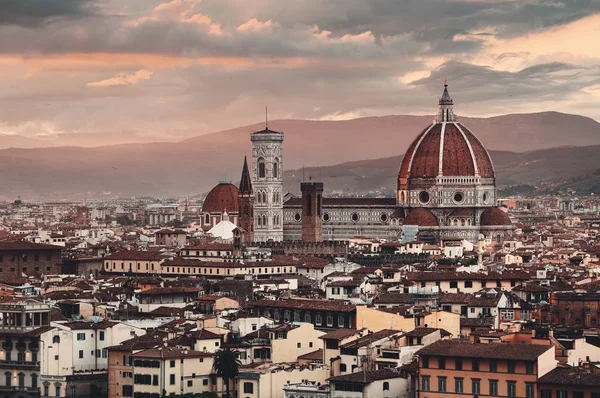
[284,145,600,196]
[0,111,599,200]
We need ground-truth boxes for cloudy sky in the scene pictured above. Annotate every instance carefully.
[1,0,600,144]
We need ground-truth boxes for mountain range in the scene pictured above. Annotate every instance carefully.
[0,111,598,200]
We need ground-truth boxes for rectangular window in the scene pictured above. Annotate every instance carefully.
[525,361,534,374]
[472,359,479,371]
[454,378,463,394]
[438,357,446,369]
[170,374,176,385]
[450,281,458,289]
[525,383,534,398]
[77,333,85,340]
[99,331,105,341]
[455,358,463,370]
[540,390,552,398]
[465,280,473,288]
[203,379,209,386]
[472,379,480,395]
[438,377,446,393]
[153,375,158,386]
[122,385,133,397]
[557,391,568,398]
[489,380,498,396]
[507,360,515,373]
[170,360,175,368]
[187,380,193,387]
[507,381,516,397]
[243,382,254,394]
[489,359,497,372]
[422,357,429,368]
[421,376,430,392]
[78,350,84,359]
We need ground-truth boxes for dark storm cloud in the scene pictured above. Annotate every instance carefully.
[199,0,600,38]
[412,60,600,103]
[0,0,99,27]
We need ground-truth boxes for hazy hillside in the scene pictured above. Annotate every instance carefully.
[283,146,600,195]
[0,111,598,200]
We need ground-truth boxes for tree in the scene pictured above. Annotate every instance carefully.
[213,348,241,398]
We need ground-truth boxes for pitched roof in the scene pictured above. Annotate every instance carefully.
[252,298,356,313]
[132,346,213,359]
[340,329,401,349]
[417,340,552,361]
[0,241,62,250]
[319,328,360,341]
[538,366,600,388]
[298,349,323,361]
[328,369,404,384]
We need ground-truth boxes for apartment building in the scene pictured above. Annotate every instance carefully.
[130,347,214,398]
[417,340,556,398]
[40,320,145,397]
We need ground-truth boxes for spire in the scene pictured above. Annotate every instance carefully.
[436,80,456,122]
[239,156,253,195]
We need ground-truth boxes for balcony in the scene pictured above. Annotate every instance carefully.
[0,360,40,369]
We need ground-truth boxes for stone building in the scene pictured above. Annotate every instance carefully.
[0,241,62,279]
[203,84,513,244]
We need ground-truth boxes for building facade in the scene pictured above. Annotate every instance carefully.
[251,127,284,242]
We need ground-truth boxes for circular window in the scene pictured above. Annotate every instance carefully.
[482,192,488,203]
[419,191,430,204]
[453,192,464,203]
[351,213,359,222]
[322,213,330,222]
[380,213,388,222]
[294,213,301,222]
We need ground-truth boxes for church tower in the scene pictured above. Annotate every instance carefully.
[251,125,284,242]
[238,156,254,243]
[301,181,323,242]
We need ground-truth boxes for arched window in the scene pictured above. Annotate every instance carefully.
[273,159,279,178]
[383,382,390,391]
[205,214,210,225]
[5,372,11,387]
[257,216,262,227]
[18,373,25,389]
[243,205,248,216]
[52,335,60,344]
[258,158,266,178]
[306,194,312,216]
[304,313,311,323]
[31,374,38,389]
[262,215,267,226]
[273,215,277,226]
[262,192,267,204]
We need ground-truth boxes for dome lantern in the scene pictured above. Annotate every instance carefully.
[436,81,456,122]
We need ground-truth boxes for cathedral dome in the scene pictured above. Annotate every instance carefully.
[398,122,494,181]
[398,84,494,191]
[480,207,512,226]
[403,207,438,227]
[202,182,240,213]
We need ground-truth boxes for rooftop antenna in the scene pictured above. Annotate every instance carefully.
[302,166,305,182]
[265,106,268,129]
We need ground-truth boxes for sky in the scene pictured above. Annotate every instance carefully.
[1,0,600,144]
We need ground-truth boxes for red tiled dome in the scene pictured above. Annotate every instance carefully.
[403,208,438,227]
[480,207,512,226]
[398,122,494,188]
[202,182,239,213]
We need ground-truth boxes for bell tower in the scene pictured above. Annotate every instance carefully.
[251,122,284,242]
[301,181,323,242]
[238,156,254,243]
